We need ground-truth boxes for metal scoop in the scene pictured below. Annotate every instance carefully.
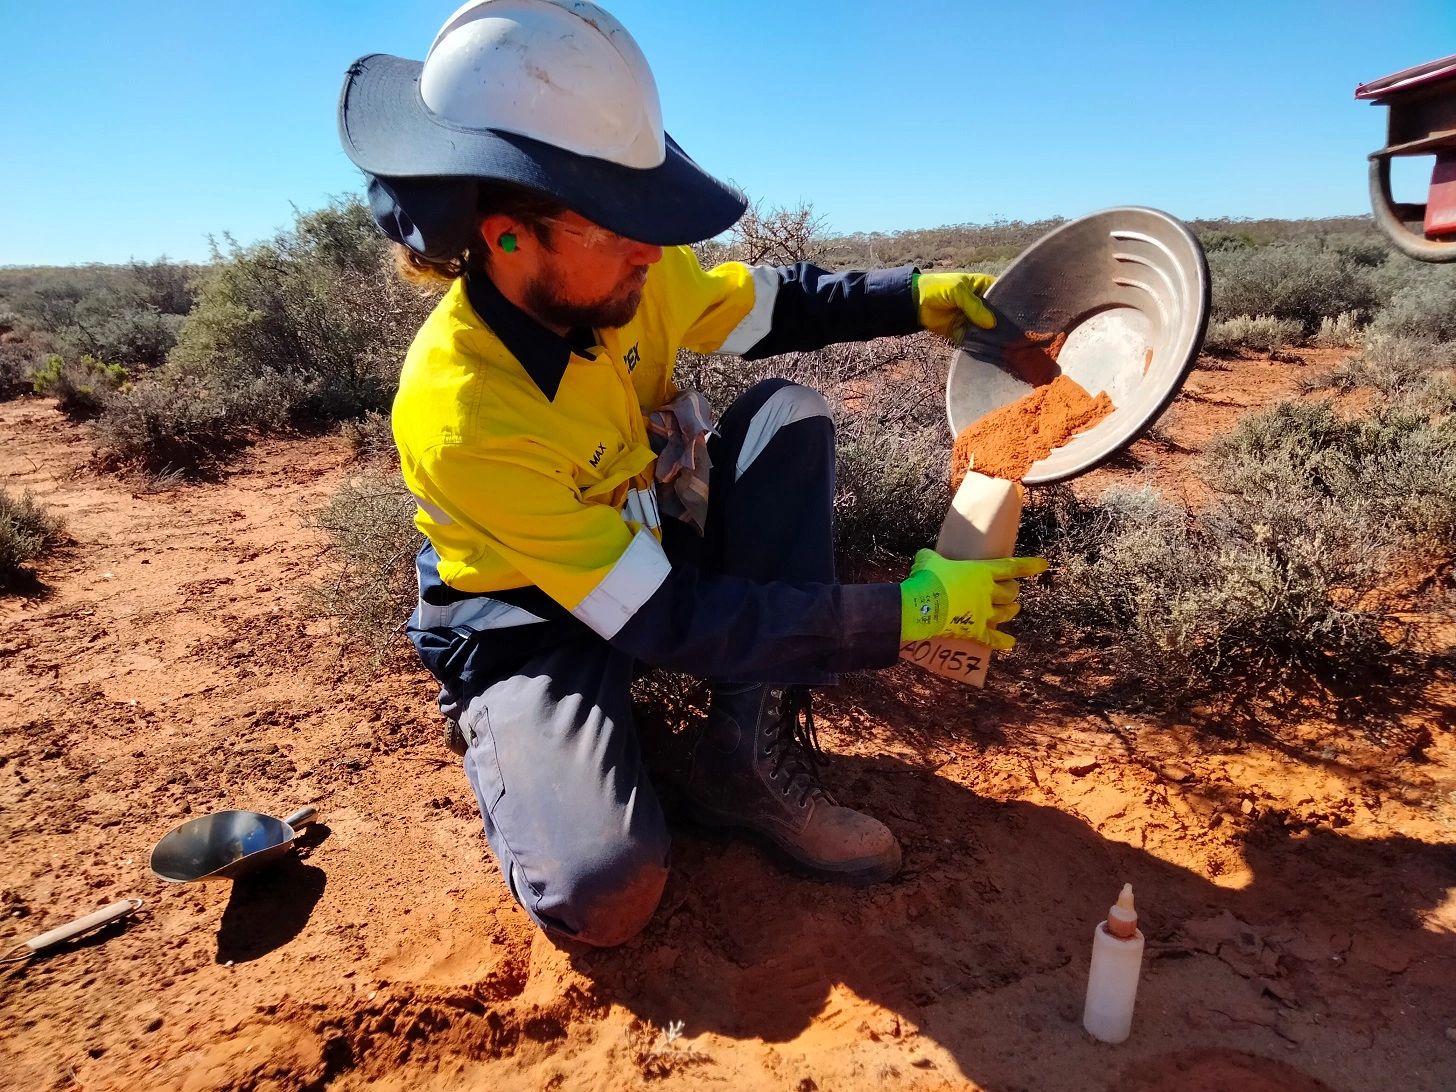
[149,806,318,884]
[948,207,1210,484]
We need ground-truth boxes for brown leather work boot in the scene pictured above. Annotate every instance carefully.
[684,684,901,885]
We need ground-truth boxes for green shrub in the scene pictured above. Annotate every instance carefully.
[1202,314,1304,355]
[31,353,127,419]
[125,257,198,317]
[171,198,434,428]
[8,260,196,368]
[11,282,85,336]
[73,305,183,368]
[0,490,66,584]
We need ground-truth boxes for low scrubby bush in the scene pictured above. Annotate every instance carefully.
[1206,398,1456,550]
[31,354,126,419]
[1209,242,1379,331]
[836,422,948,564]
[341,410,398,464]
[1311,311,1362,349]
[0,490,66,585]
[1020,374,1456,689]
[1018,484,1396,683]
[1296,334,1456,400]
[1203,314,1303,355]
[93,376,254,476]
[1412,372,1456,416]
[0,344,35,399]
[1365,260,1456,343]
[831,339,952,561]
[307,469,420,657]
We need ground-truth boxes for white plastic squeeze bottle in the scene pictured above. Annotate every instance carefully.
[1082,883,1145,1043]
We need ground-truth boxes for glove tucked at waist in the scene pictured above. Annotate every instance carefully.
[648,390,717,534]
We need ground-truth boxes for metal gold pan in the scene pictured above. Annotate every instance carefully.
[947,207,1210,485]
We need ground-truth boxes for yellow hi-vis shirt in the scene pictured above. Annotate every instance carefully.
[391,245,776,639]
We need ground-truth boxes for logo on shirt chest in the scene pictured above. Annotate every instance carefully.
[589,442,607,468]
[624,343,641,372]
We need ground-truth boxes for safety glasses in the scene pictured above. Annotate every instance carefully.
[536,216,645,255]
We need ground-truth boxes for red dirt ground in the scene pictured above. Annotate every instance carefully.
[1,349,1453,1091]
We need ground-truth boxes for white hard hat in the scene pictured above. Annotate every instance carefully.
[423,0,664,170]
[338,0,745,251]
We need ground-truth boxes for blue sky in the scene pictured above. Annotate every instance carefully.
[2,1,1452,265]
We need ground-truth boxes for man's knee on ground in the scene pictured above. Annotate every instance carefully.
[543,840,670,948]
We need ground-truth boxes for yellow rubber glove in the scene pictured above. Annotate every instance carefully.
[899,548,1048,648]
[916,271,997,342]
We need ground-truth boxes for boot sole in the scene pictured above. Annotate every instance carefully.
[680,801,901,887]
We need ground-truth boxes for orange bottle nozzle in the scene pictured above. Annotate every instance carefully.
[1107,883,1138,939]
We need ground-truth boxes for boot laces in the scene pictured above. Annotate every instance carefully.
[763,687,835,807]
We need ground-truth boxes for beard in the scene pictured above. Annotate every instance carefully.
[522,269,647,332]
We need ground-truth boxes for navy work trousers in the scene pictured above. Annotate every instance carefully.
[409,380,841,946]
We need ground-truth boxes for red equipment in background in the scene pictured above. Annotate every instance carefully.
[1357,54,1456,261]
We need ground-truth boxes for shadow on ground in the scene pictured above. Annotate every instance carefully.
[0,568,56,600]
[215,825,331,964]
[570,750,1455,1092]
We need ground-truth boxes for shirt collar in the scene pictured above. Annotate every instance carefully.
[463,272,596,402]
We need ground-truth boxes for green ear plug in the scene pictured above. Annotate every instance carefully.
[499,233,517,253]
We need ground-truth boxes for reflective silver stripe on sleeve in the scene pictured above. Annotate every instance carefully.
[572,528,672,639]
[713,265,780,356]
[410,491,455,526]
[622,485,661,531]
[413,594,544,631]
[736,384,830,479]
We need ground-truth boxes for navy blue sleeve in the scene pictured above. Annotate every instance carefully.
[741,264,921,360]
[609,565,903,682]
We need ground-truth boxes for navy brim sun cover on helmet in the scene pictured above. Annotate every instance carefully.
[338,53,747,256]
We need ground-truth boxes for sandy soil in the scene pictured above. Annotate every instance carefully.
[1,350,1454,1092]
